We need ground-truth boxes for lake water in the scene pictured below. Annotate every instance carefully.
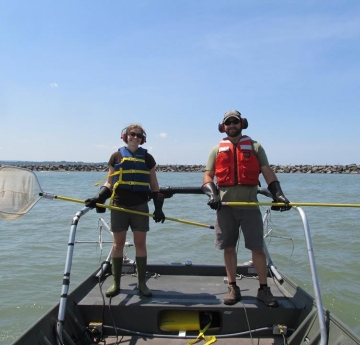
[0,171,360,344]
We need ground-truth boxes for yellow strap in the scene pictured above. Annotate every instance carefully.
[121,169,150,175]
[108,168,150,205]
[186,334,217,345]
[94,171,121,187]
[185,314,217,345]
[94,155,148,186]
[122,157,146,163]
[120,181,149,186]
[94,172,118,186]
[94,174,109,187]
[203,336,217,345]
[109,168,123,206]
[107,169,150,177]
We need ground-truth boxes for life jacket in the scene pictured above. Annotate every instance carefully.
[215,136,260,186]
[111,147,151,194]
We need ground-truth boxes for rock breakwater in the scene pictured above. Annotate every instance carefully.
[1,163,360,174]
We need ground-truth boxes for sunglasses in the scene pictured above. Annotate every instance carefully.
[224,118,240,126]
[129,132,144,139]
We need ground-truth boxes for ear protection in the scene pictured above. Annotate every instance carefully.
[121,127,147,145]
[218,117,248,133]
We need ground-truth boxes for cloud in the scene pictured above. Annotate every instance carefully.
[49,82,58,88]
[159,132,167,138]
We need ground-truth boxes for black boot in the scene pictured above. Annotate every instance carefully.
[105,257,123,297]
[136,256,152,297]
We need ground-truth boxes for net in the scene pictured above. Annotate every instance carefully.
[0,166,42,220]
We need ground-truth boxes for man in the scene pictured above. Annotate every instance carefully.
[202,110,291,307]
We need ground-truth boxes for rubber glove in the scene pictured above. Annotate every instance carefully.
[85,186,112,213]
[152,192,165,223]
[267,181,291,212]
[202,182,221,211]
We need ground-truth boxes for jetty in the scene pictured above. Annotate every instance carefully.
[1,162,360,174]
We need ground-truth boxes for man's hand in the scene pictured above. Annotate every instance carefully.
[270,195,291,212]
[267,181,291,212]
[202,182,221,211]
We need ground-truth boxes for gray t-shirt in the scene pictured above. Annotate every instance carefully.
[205,139,269,203]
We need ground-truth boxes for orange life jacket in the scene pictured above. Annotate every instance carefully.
[215,136,260,186]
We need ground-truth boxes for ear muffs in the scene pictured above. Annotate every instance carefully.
[121,127,147,145]
[218,118,248,133]
[121,128,128,143]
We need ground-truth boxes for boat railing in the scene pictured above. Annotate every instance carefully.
[56,207,91,345]
[55,189,328,345]
[56,207,134,345]
[259,187,327,345]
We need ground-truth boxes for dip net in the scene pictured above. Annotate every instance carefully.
[0,166,42,220]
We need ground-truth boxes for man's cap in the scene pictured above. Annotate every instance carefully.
[223,110,241,122]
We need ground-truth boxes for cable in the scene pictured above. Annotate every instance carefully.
[102,324,276,339]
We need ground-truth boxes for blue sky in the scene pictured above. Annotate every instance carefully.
[1,1,359,165]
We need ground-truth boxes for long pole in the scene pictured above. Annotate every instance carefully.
[222,201,360,208]
[40,193,215,229]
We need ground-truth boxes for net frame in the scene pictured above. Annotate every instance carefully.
[0,165,43,220]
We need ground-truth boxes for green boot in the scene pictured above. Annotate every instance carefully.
[105,257,123,297]
[136,256,152,297]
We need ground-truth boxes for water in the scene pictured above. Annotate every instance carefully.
[1,171,360,344]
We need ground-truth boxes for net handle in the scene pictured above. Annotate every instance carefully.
[40,193,214,229]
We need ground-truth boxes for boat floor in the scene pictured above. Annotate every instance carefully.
[74,263,304,344]
[82,268,295,309]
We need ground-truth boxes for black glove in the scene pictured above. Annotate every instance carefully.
[152,192,165,223]
[85,186,112,213]
[202,182,221,211]
[267,181,291,212]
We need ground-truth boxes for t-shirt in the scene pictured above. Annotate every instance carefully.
[108,149,156,207]
[205,139,269,203]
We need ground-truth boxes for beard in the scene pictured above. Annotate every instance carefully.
[226,128,242,137]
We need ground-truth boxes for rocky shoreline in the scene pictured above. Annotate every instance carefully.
[1,163,360,174]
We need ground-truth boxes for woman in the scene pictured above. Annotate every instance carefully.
[86,123,165,297]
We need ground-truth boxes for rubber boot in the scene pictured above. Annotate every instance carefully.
[105,257,123,298]
[136,256,152,297]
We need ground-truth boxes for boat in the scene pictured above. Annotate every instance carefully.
[1,165,360,345]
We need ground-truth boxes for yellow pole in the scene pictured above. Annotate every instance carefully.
[51,195,214,229]
[222,201,360,208]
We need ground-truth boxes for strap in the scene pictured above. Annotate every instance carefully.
[120,181,149,186]
[121,156,146,163]
[121,169,150,175]
[94,173,109,187]
[185,314,217,345]
[109,168,123,206]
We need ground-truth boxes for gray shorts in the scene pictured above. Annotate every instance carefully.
[110,202,150,232]
[215,206,264,250]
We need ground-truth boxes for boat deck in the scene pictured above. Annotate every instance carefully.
[11,262,330,345]
[74,262,308,344]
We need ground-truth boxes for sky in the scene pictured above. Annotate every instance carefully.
[1,1,360,166]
